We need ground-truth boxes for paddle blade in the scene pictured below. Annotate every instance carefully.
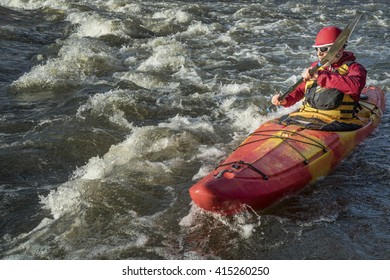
[320,13,363,66]
[258,103,276,115]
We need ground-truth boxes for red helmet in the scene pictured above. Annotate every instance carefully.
[313,26,342,47]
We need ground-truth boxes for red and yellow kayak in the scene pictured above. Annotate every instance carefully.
[189,86,385,215]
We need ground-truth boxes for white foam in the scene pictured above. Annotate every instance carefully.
[40,181,85,219]
[116,72,180,90]
[228,103,265,132]
[158,114,214,134]
[180,203,261,240]
[152,9,192,24]
[172,65,204,85]
[215,83,281,133]
[179,203,203,227]
[12,37,117,89]
[219,83,251,96]
[248,19,290,34]
[71,127,152,181]
[367,75,390,91]
[103,1,143,14]
[183,22,211,36]
[67,12,117,38]
[77,89,134,128]
[1,0,64,10]
[373,14,388,27]
[35,125,149,220]
[191,145,227,180]
[137,40,187,73]
[37,112,222,221]
[216,33,238,45]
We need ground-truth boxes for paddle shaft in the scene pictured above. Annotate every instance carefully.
[265,66,318,112]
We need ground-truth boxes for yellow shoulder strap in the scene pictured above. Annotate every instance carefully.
[337,61,355,75]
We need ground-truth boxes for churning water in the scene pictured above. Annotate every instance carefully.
[0,0,389,259]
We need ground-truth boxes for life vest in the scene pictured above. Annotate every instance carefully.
[301,61,358,120]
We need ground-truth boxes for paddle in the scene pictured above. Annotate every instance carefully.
[262,13,363,114]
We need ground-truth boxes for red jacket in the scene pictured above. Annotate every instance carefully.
[283,51,367,107]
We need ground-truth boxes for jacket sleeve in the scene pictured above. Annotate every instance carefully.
[316,63,367,98]
[283,80,306,107]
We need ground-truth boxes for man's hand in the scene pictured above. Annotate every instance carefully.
[271,94,287,106]
[302,67,318,82]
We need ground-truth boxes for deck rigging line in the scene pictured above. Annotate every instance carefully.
[214,129,328,180]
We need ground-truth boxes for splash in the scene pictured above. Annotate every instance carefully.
[180,204,262,240]
[137,39,187,74]
[77,89,134,129]
[12,37,120,90]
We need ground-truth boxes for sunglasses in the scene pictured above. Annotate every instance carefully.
[315,46,332,52]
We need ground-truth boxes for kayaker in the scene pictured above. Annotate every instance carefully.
[271,26,367,131]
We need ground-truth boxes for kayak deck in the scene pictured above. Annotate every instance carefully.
[189,86,385,215]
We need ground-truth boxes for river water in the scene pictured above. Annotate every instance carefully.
[0,0,389,260]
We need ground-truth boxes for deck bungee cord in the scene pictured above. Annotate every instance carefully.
[213,128,330,181]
